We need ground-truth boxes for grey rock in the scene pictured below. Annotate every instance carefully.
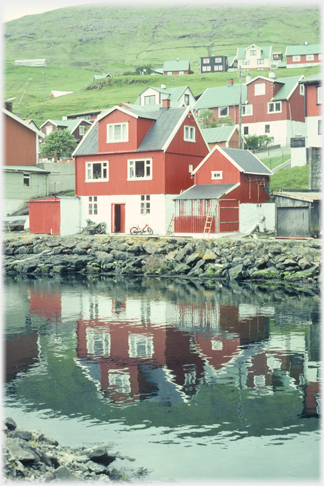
[5,437,38,463]
[4,417,17,430]
[52,465,78,480]
[9,427,33,441]
[228,264,244,280]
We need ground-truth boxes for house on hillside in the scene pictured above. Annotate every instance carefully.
[49,90,73,98]
[200,56,228,73]
[173,146,274,236]
[40,118,92,145]
[93,73,111,81]
[201,126,239,149]
[194,74,306,147]
[72,104,210,235]
[3,108,49,215]
[163,60,193,75]
[63,109,103,122]
[133,84,196,108]
[193,78,247,128]
[285,44,321,68]
[236,44,273,70]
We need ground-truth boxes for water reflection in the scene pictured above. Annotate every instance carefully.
[5,276,320,422]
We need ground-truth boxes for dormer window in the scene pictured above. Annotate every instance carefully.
[107,122,128,143]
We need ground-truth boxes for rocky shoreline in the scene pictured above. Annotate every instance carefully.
[3,234,321,290]
[3,417,148,483]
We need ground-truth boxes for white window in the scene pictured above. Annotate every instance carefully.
[23,173,30,187]
[86,161,108,181]
[167,71,172,75]
[255,83,265,96]
[128,333,154,358]
[179,71,184,75]
[211,171,223,180]
[300,84,305,96]
[306,54,314,61]
[293,55,300,62]
[203,58,210,64]
[46,125,53,135]
[128,159,152,180]
[202,65,211,72]
[184,125,196,141]
[79,125,85,136]
[268,101,282,113]
[316,86,322,104]
[218,106,228,117]
[243,59,250,65]
[107,122,128,143]
[214,57,222,63]
[141,195,150,214]
[257,59,264,64]
[184,94,190,105]
[144,95,155,105]
[108,369,131,393]
[242,104,252,116]
[250,49,257,56]
[88,196,98,215]
[265,125,270,133]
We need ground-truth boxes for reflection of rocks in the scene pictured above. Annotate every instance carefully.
[3,235,321,288]
[3,417,145,482]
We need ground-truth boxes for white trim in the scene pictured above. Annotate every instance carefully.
[86,160,109,182]
[127,158,153,180]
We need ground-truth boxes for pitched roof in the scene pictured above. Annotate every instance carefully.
[174,183,240,200]
[41,119,90,131]
[193,84,247,110]
[272,76,303,101]
[134,85,192,105]
[73,106,191,156]
[220,147,273,175]
[163,60,190,71]
[285,44,321,56]
[299,72,322,84]
[201,126,237,144]
[192,146,273,176]
[237,44,272,59]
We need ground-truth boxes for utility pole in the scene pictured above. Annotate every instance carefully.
[26,78,32,104]
[238,64,242,149]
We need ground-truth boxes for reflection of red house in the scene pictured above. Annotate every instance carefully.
[29,287,62,321]
[6,332,39,382]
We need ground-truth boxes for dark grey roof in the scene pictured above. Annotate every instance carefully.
[74,122,98,155]
[174,183,239,200]
[220,147,272,175]
[137,107,186,151]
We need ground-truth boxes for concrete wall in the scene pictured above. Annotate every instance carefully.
[239,202,275,233]
[309,147,321,191]
[4,172,49,215]
[306,117,322,148]
[38,161,75,194]
[60,198,82,236]
[291,146,307,167]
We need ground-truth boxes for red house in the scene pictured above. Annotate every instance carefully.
[163,59,193,75]
[173,146,273,235]
[285,44,321,69]
[299,72,322,149]
[28,195,81,236]
[73,104,209,235]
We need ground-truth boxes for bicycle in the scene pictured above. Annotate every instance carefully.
[130,223,153,235]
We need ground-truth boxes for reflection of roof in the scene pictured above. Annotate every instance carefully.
[273,191,321,202]
[174,183,239,200]
[201,126,237,144]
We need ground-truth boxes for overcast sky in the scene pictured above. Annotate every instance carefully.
[2,0,315,23]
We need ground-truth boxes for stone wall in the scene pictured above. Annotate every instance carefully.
[3,235,321,289]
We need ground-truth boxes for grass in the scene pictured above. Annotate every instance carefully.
[269,165,309,192]
[261,154,291,170]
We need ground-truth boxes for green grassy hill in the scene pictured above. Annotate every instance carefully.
[3,4,321,128]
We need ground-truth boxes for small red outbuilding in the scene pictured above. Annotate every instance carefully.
[28,196,81,236]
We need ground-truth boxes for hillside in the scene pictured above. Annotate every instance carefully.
[4,4,320,74]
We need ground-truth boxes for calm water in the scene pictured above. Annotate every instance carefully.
[4,275,321,482]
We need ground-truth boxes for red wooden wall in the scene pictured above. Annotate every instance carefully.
[4,114,37,166]
[305,83,321,117]
[29,198,60,234]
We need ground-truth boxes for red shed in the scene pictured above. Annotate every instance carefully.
[28,196,81,235]
[173,146,273,236]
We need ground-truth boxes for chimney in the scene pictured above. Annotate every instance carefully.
[162,99,170,108]
[4,101,13,112]
[161,83,166,89]
[246,74,252,83]
[227,78,234,86]
[269,71,275,79]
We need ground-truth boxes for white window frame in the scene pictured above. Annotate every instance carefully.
[243,126,249,135]
[86,161,109,181]
[106,122,128,143]
[144,95,155,105]
[267,101,282,113]
[242,59,250,65]
[250,49,257,56]
[88,196,98,215]
[140,195,150,215]
[214,57,222,63]
[211,171,223,180]
[184,125,196,142]
[257,59,264,65]
[293,55,301,62]
[184,94,190,105]
[218,106,229,117]
[316,86,322,105]
[79,125,85,136]
[300,84,305,96]
[255,83,265,96]
[242,104,253,116]
[306,54,314,61]
[23,173,30,187]
[128,158,152,180]
[128,333,154,358]
[167,71,172,75]
[265,124,270,134]
[203,58,210,64]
